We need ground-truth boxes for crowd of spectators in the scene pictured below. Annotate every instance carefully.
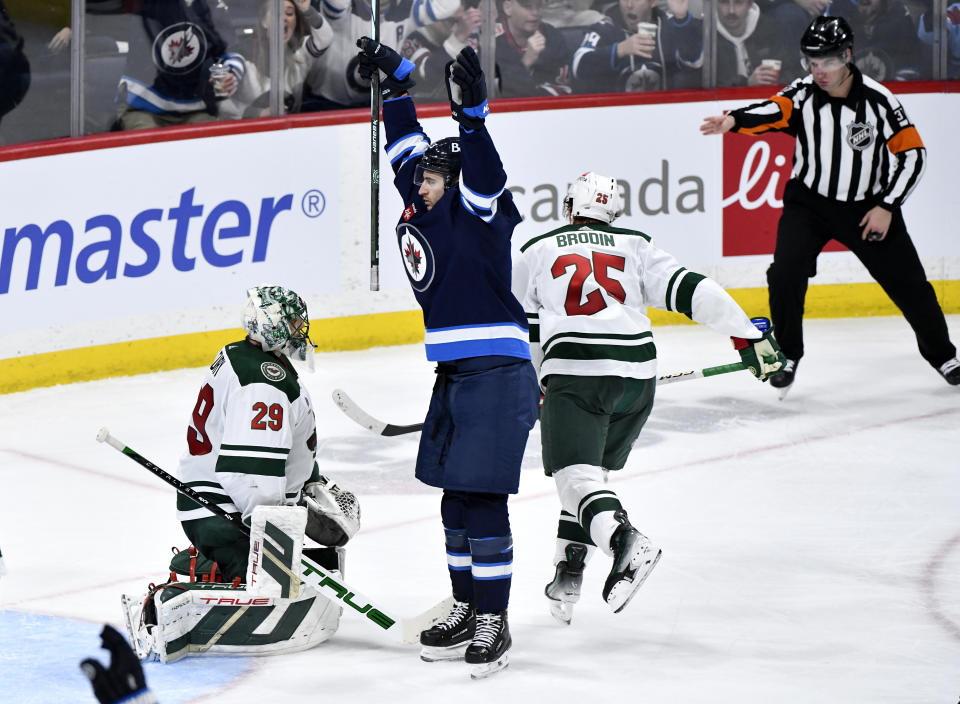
[0,0,955,144]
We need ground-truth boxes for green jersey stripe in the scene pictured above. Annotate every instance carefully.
[675,272,706,318]
[215,455,286,477]
[542,330,653,352]
[544,340,657,364]
[220,443,290,455]
[664,267,687,312]
[177,491,234,512]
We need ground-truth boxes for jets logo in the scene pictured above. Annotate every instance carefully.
[261,362,287,382]
[397,224,435,292]
[846,121,875,151]
[153,22,208,75]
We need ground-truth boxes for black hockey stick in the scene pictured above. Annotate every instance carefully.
[369,0,381,291]
[332,389,424,436]
[331,361,750,437]
[96,428,449,643]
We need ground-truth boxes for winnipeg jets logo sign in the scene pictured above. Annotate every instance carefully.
[397,224,435,292]
[845,121,875,151]
[153,23,208,75]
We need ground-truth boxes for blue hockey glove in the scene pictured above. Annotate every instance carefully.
[445,46,488,130]
[356,36,416,98]
[80,625,157,704]
[731,317,786,382]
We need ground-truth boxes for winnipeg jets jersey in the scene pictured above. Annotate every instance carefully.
[176,340,318,523]
[383,95,529,362]
[514,223,762,380]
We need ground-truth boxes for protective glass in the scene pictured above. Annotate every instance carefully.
[801,55,847,72]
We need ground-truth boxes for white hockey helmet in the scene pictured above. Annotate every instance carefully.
[563,171,622,224]
[241,285,316,363]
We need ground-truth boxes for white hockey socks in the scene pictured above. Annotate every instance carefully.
[554,464,624,557]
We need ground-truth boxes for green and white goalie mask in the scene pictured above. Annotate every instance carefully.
[242,285,317,370]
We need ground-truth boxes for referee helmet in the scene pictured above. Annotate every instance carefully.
[800,16,854,58]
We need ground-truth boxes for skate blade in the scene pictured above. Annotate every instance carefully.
[469,652,510,680]
[420,642,469,662]
[606,546,662,614]
[776,383,793,400]
[548,599,574,626]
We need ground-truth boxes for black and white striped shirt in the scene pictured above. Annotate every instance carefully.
[729,65,925,209]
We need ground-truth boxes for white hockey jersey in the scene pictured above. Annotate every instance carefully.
[306,0,460,107]
[176,340,318,523]
[514,223,763,381]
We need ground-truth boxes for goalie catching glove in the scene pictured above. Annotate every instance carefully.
[731,316,785,382]
[445,46,489,130]
[299,475,360,547]
[356,37,416,98]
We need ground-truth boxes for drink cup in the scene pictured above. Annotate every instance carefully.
[761,58,782,81]
[636,21,657,38]
[210,62,232,98]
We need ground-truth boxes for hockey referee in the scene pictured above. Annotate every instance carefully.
[701,15,959,394]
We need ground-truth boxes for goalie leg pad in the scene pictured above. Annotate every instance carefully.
[247,505,307,598]
[121,581,341,663]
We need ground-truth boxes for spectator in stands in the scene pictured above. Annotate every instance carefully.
[916,0,960,78]
[399,5,485,103]
[571,0,702,93]
[115,0,247,130]
[0,0,30,131]
[496,0,574,96]
[716,0,800,86]
[542,0,605,28]
[757,0,829,51]
[223,0,333,117]
[828,0,927,80]
[302,0,460,110]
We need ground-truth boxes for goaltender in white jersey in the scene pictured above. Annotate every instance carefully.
[513,172,785,624]
[122,285,361,662]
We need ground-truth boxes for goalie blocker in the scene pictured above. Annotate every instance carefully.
[122,501,355,662]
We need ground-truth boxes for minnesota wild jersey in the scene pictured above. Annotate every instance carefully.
[176,340,318,523]
[514,223,763,381]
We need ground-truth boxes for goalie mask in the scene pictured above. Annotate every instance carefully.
[242,285,316,364]
[563,172,622,224]
[414,137,462,189]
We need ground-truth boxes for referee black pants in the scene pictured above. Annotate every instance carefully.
[766,180,956,368]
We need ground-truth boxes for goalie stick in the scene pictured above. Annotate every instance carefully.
[332,361,750,436]
[96,428,450,645]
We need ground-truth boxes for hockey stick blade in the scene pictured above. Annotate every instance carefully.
[97,427,425,645]
[333,361,750,438]
[332,389,423,436]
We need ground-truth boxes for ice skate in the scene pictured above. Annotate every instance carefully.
[769,358,798,400]
[544,543,588,625]
[939,358,960,386]
[465,610,511,679]
[602,511,661,614]
[419,599,475,662]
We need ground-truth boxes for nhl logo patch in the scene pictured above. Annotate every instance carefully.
[845,121,875,151]
[261,361,286,382]
[403,203,416,221]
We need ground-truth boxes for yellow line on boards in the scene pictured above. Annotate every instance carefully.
[1,310,424,395]
[3,281,957,394]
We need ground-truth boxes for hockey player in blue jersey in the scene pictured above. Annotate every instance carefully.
[357,37,540,679]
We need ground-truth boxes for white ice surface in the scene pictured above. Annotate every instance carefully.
[1,316,958,703]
